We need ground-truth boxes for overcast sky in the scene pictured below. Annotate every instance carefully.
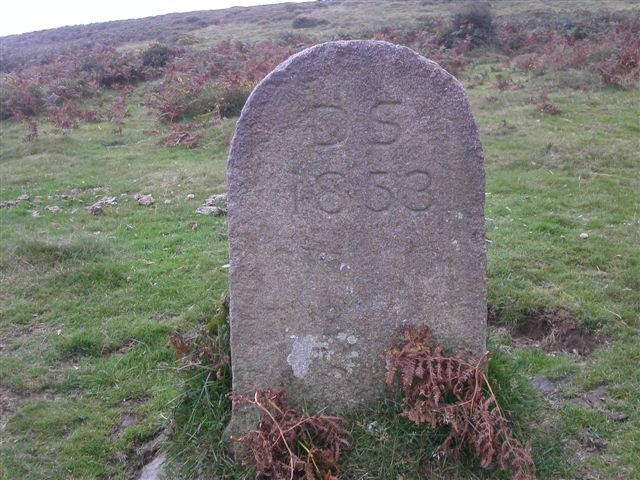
[0,0,311,37]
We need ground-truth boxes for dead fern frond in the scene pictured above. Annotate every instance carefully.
[167,327,230,380]
[231,388,351,480]
[381,326,535,480]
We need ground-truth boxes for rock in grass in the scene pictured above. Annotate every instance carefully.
[204,193,227,206]
[136,194,155,206]
[87,196,117,214]
[196,205,226,216]
[196,193,228,216]
[88,204,103,215]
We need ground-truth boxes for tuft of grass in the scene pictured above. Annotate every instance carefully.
[5,237,110,268]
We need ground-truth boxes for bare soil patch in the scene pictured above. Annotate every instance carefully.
[0,386,20,426]
[570,384,610,410]
[109,412,144,440]
[489,307,600,355]
[109,396,164,479]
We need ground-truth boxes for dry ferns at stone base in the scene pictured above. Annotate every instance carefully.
[231,388,351,480]
[382,326,535,480]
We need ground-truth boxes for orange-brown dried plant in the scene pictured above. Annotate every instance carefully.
[168,326,229,380]
[382,326,535,480]
[231,388,351,480]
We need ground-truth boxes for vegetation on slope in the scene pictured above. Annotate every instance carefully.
[1,1,638,478]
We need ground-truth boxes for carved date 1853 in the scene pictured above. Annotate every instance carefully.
[315,170,431,214]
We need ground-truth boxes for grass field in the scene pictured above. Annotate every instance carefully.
[1,1,639,479]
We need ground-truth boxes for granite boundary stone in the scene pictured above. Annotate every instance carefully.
[225,40,486,437]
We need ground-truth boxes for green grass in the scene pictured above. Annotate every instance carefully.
[1,1,640,479]
[462,61,639,479]
[0,98,232,478]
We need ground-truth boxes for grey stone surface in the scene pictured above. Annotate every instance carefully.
[226,40,486,436]
[137,454,165,480]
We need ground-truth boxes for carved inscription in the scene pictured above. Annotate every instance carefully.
[301,99,432,214]
[312,170,431,213]
[365,171,393,212]
[317,171,349,214]
[402,170,431,211]
[311,105,347,146]
[367,101,402,145]
[311,101,403,147]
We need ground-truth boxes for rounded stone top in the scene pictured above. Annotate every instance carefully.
[236,39,469,123]
[255,39,462,95]
[229,40,481,177]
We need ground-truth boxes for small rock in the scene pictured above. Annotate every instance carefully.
[607,412,629,422]
[220,264,230,270]
[45,205,62,213]
[137,453,165,480]
[88,204,103,215]
[0,200,17,208]
[571,384,609,410]
[579,430,608,452]
[164,199,172,205]
[579,232,589,239]
[136,194,155,206]
[30,210,40,217]
[99,196,118,206]
[204,192,227,206]
[188,221,199,230]
[186,193,196,200]
[585,385,609,408]
[531,376,556,396]
[87,196,116,214]
[16,193,30,201]
[196,206,226,216]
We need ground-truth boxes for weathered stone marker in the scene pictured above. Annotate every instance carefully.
[226,40,486,435]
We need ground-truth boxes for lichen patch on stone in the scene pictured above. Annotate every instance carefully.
[286,335,328,378]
